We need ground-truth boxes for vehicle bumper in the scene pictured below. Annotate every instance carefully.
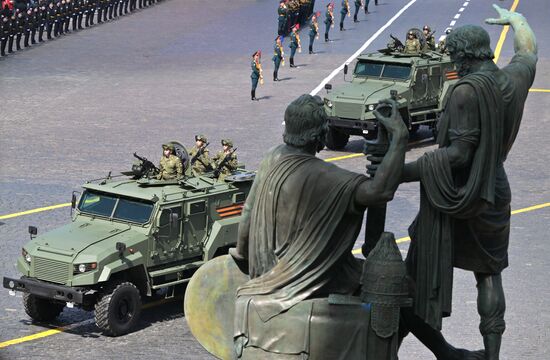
[3,276,87,304]
[327,116,377,135]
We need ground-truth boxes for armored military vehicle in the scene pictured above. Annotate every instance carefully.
[323,43,459,150]
[3,142,254,336]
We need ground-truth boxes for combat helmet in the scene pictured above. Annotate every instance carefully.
[162,143,175,152]
[195,134,208,143]
[221,139,233,147]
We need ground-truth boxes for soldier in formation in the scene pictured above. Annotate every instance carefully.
[323,2,333,42]
[277,0,287,36]
[250,50,263,101]
[404,30,420,54]
[0,0,165,57]
[276,0,314,36]
[308,12,318,54]
[353,0,361,23]
[288,24,300,68]
[213,139,238,181]
[188,135,212,176]
[272,35,284,81]
[157,143,183,180]
[339,0,349,31]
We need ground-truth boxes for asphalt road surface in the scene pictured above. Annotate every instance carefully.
[1,0,549,359]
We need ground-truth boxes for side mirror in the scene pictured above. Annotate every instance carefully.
[28,226,37,239]
[71,193,77,209]
[344,64,348,75]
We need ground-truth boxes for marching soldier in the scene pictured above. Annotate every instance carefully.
[364,0,370,14]
[72,0,80,30]
[277,0,287,36]
[308,12,318,54]
[324,2,333,42]
[353,0,361,23]
[340,0,350,31]
[188,135,212,176]
[213,139,238,181]
[47,2,56,39]
[64,0,72,33]
[288,24,300,67]
[272,35,284,81]
[157,143,183,180]
[7,14,15,53]
[403,30,420,54]
[54,2,63,36]
[86,0,96,27]
[250,50,263,101]
[38,4,47,41]
[423,25,435,51]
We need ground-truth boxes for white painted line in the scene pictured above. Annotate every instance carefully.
[459,7,465,12]
[463,1,469,6]
[310,0,418,96]
[454,13,461,19]
[450,20,456,26]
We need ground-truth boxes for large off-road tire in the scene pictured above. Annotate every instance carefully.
[95,281,142,336]
[23,293,65,322]
[325,127,350,150]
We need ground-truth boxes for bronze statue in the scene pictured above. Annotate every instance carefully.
[398,5,537,360]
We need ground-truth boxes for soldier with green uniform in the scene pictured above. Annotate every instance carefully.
[213,139,238,181]
[289,24,300,68]
[277,0,287,36]
[272,35,284,81]
[157,143,183,180]
[324,3,333,42]
[404,30,420,54]
[423,25,435,51]
[188,134,212,176]
[340,0,350,31]
[353,0,361,23]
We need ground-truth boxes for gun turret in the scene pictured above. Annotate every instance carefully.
[126,153,160,179]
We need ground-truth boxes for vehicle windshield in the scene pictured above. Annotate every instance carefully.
[78,190,154,224]
[354,61,411,80]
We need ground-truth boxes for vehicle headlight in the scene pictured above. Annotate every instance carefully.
[324,98,333,108]
[366,104,376,111]
[22,249,31,264]
[74,262,97,274]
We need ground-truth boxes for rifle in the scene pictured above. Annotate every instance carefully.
[190,142,210,165]
[213,148,237,178]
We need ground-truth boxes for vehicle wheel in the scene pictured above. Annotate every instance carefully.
[95,281,142,336]
[23,293,65,322]
[325,127,350,150]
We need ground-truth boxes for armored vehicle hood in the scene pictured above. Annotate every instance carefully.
[28,220,139,260]
[329,81,408,105]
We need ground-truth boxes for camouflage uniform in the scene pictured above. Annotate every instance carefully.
[213,139,238,181]
[404,37,420,54]
[158,144,183,180]
[188,134,212,176]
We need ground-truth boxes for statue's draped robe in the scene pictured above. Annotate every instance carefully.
[234,149,369,357]
[407,52,537,330]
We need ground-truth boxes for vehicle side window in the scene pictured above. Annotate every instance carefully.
[158,207,182,240]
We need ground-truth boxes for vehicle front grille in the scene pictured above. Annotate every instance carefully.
[33,257,70,284]
[334,102,363,119]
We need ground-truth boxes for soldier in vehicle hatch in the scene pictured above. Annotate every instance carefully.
[157,143,183,180]
[403,30,420,54]
[423,25,436,51]
[213,139,238,181]
[188,134,212,176]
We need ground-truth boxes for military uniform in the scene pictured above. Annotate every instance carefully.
[277,1,287,36]
[158,144,183,180]
[324,5,333,42]
[272,38,284,81]
[1,17,9,56]
[404,37,420,54]
[188,135,212,176]
[23,10,33,47]
[250,52,262,101]
[353,0,361,22]
[340,0,349,31]
[308,16,318,54]
[15,12,23,51]
[289,28,300,67]
[213,139,238,181]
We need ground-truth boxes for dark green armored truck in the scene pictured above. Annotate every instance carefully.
[3,148,254,336]
[323,50,459,150]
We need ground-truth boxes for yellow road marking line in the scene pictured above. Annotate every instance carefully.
[0,203,71,220]
[493,0,520,65]
[529,88,550,93]
[0,296,184,349]
[351,202,550,255]
[325,153,364,162]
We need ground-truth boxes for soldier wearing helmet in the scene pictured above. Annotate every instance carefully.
[423,25,436,51]
[188,134,212,176]
[403,30,420,54]
[213,139,238,181]
[438,28,452,53]
[157,143,183,180]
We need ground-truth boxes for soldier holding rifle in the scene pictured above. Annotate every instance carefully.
[188,135,212,176]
